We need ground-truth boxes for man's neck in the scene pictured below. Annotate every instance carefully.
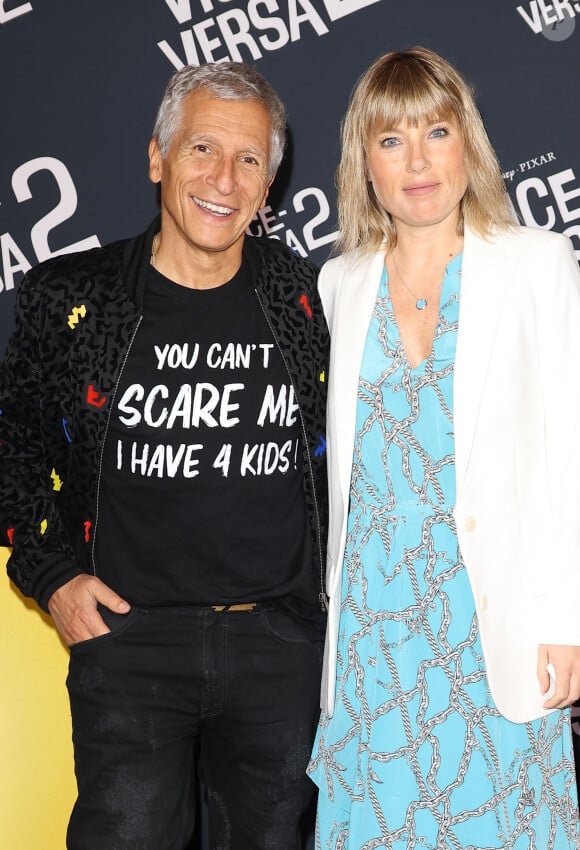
[150,232,245,290]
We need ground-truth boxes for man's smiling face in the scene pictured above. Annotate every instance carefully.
[149,89,273,270]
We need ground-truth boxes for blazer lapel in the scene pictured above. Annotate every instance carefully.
[454,226,512,491]
[331,251,385,505]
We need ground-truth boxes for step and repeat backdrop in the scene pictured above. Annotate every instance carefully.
[0,0,579,847]
[1,0,579,355]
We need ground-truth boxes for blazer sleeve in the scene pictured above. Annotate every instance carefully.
[534,234,580,643]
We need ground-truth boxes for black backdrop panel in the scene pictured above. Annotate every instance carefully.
[1,0,579,353]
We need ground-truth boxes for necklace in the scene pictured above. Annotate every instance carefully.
[391,250,456,311]
[150,233,160,269]
[391,251,430,310]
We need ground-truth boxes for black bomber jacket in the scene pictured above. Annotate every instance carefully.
[0,218,329,612]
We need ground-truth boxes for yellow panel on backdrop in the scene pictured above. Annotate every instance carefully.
[0,547,75,850]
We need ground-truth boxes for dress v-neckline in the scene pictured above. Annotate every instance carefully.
[383,253,462,371]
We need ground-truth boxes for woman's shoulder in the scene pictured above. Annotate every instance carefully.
[466,224,576,272]
[496,224,573,256]
[320,247,382,278]
[317,248,384,319]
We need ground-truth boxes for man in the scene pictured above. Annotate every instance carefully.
[0,62,328,850]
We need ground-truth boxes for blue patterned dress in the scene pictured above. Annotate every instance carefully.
[309,257,579,850]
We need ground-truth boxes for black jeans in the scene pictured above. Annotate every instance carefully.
[65,604,323,850]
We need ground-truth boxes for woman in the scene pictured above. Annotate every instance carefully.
[308,47,580,849]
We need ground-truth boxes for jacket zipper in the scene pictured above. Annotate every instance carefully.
[254,288,327,613]
[90,314,143,574]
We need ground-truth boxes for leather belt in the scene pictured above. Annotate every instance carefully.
[211,603,257,613]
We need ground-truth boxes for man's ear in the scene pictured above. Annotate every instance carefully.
[148,138,163,185]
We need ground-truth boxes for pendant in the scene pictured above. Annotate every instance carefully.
[416,299,427,310]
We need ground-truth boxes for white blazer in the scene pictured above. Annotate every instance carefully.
[319,224,580,723]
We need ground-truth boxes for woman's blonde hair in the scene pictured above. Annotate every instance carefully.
[336,47,514,255]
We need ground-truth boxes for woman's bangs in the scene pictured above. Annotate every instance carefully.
[365,70,458,135]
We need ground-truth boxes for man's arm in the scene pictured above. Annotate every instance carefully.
[0,268,129,638]
[0,269,82,605]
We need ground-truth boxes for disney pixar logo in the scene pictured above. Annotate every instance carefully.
[517,1,579,39]
[0,1,32,24]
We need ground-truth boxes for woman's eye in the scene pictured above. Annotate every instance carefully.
[430,127,449,139]
[380,137,400,148]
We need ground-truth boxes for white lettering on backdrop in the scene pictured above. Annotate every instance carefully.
[158,0,384,68]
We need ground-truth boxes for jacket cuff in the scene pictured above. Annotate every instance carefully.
[29,556,86,612]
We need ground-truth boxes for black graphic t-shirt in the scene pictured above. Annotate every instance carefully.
[95,260,316,610]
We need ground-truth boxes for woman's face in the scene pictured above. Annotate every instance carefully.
[365,113,468,236]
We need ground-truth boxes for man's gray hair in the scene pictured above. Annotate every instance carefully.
[152,62,286,179]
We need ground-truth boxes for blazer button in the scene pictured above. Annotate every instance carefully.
[465,515,477,533]
[479,594,488,612]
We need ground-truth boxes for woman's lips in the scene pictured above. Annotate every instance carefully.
[403,182,440,195]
